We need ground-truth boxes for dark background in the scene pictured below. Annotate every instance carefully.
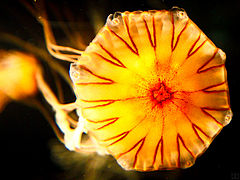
[0,0,239,179]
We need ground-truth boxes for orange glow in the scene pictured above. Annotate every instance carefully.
[0,90,9,112]
[40,7,232,171]
[71,8,232,171]
[0,51,39,104]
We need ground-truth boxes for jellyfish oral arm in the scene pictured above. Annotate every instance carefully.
[36,69,99,152]
[40,16,83,62]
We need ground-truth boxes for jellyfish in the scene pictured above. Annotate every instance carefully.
[0,49,75,144]
[37,7,232,171]
[0,51,39,111]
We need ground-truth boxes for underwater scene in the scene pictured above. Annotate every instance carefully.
[0,0,239,179]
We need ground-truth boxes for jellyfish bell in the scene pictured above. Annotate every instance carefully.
[0,51,39,111]
[39,7,232,171]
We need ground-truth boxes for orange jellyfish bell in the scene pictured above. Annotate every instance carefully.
[69,7,232,171]
[40,6,232,171]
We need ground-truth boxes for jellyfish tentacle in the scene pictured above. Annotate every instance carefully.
[23,0,83,62]
[40,15,83,62]
[35,69,102,153]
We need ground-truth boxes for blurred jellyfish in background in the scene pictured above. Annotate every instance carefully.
[0,51,39,112]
